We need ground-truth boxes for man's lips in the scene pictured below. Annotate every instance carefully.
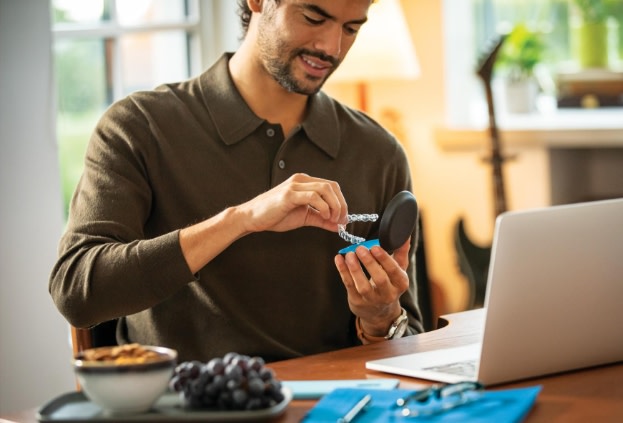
[300,54,333,77]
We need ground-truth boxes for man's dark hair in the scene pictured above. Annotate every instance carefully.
[238,1,282,36]
[237,0,374,36]
[237,0,252,35]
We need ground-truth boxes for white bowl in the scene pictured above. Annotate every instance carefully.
[73,345,177,415]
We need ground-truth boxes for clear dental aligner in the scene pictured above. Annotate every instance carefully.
[338,213,379,245]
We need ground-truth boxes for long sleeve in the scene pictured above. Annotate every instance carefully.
[49,97,196,327]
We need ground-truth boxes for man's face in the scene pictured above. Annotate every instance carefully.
[255,0,372,95]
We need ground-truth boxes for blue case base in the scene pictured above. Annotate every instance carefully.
[338,239,380,255]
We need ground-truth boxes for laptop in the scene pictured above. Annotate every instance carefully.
[366,198,623,386]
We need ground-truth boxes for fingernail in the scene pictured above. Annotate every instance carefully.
[370,246,382,257]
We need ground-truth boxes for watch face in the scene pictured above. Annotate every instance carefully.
[387,311,409,340]
[393,318,408,339]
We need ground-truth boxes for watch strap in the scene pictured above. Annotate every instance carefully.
[356,308,408,345]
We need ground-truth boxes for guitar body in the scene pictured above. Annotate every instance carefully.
[455,218,490,309]
[454,36,510,310]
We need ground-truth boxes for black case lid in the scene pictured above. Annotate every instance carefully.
[379,191,418,252]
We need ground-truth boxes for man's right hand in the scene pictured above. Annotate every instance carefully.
[180,173,347,274]
[237,173,348,234]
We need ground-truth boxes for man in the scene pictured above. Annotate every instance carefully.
[50,0,423,363]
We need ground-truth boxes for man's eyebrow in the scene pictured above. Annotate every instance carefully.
[301,3,368,25]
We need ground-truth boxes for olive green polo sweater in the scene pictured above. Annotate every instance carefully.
[50,53,423,362]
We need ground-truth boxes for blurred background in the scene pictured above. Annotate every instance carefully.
[1,0,622,415]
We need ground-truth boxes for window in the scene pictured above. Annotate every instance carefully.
[444,0,623,127]
[51,0,201,216]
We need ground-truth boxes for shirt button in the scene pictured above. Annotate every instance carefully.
[266,128,275,137]
[278,160,286,169]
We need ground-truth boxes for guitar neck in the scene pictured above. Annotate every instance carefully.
[477,36,509,219]
[491,149,507,216]
[483,83,508,217]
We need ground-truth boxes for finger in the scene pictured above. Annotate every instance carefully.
[344,250,378,297]
[326,180,348,224]
[289,176,345,223]
[334,254,356,291]
[369,245,410,293]
[310,186,344,223]
[391,237,411,271]
[368,238,410,272]
[304,206,341,232]
[356,246,393,292]
[306,191,336,221]
[282,187,332,221]
[335,253,372,307]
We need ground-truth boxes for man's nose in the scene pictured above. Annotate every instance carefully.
[313,24,343,59]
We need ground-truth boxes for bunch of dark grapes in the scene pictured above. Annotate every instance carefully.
[169,352,285,411]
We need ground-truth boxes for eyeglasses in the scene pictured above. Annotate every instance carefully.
[395,381,484,417]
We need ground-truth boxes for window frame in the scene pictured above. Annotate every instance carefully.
[52,0,203,103]
[50,0,211,215]
[442,0,623,129]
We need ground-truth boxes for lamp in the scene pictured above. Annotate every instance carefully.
[329,0,420,112]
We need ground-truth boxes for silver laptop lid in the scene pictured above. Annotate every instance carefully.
[479,198,623,385]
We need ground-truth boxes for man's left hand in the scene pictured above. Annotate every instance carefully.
[334,238,410,337]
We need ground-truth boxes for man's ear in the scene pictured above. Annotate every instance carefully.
[248,0,262,13]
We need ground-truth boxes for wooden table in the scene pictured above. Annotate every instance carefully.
[2,309,622,422]
[269,309,623,422]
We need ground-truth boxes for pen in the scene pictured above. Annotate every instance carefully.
[338,393,372,423]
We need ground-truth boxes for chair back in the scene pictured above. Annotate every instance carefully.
[71,319,118,356]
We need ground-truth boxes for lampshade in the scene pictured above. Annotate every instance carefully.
[330,0,420,82]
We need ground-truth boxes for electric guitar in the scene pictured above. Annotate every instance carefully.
[455,35,509,309]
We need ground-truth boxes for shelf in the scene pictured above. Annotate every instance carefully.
[436,108,623,150]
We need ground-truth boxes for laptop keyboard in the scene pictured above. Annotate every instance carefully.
[423,360,477,377]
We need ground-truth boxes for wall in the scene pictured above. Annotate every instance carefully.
[200,0,241,67]
[0,0,76,414]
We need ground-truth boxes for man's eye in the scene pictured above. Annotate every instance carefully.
[344,26,360,36]
[304,15,324,25]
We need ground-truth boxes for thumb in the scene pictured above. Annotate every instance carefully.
[304,208,340,233]
[393,237,411,270]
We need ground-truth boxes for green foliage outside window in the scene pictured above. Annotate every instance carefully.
[51,0,193,218]
[53,38,108,217]
[573,0,613,23]
[473,0,622,66]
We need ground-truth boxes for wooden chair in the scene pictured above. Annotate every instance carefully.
[70,319,119,356]
[70,320,118,390]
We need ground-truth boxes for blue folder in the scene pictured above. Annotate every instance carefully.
[302,385,542,422]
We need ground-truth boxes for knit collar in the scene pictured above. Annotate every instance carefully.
[199,53,340,159]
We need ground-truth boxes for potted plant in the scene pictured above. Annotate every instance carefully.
[571,0,619,68]
[495,23,546,113]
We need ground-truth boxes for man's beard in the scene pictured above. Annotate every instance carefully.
[264,47,339,96]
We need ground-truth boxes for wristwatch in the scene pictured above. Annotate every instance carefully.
[385,307,409,340]
[356,308,409,344]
